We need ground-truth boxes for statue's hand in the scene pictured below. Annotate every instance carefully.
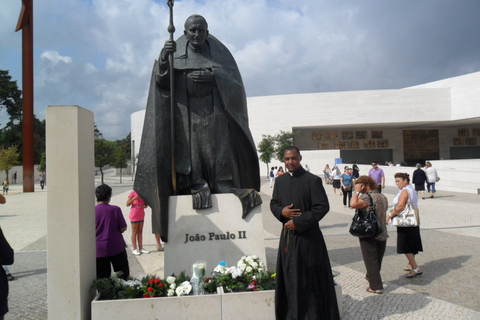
[160,40,177,62]
[190,69,213,83]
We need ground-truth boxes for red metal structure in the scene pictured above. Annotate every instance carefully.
[16,0,35,192]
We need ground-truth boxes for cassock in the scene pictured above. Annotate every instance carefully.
[270,167,340,320]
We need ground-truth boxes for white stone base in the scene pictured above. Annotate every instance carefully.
[92,293,221,320]
[91,283,343,319]
[165,194,267,276]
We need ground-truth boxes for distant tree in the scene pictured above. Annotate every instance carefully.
[0,146,20,180]
[33,118,46,164]
[94,123,103,139]
[257,134,275,176]
[273,131,298,162]
[115,132,131,160]
[94,138,115,184]
[0,69,45,164]
[0,69,22,126]
[111,145,128,184]
[37,152,46,172]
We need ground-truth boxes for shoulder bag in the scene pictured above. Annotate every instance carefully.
[349,193,381,238]
[391,199,420,227]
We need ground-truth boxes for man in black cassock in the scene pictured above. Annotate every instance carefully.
[270,146,340,320]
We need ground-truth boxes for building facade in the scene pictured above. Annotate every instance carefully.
[132,71,480,174]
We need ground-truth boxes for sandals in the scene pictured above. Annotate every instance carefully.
[403,266,412,271]
[366,287,383,294]
[405,267,423,278]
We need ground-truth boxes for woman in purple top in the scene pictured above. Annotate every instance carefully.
[95,184,130,280]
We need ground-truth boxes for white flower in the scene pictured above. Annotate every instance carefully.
[175,286,184,296]
[239,263,246,271]
[258,267,264,273]
[175,281,192,296]
[225,266,236,275]
[166,276,176,284]
[123,280,142,288]
[195,262,206,270]
[251,262,258,269]
[181,281,192,294]
[231,267,243,279]
[170,283,176,290]
[167,289,175,297]
[246,266,253,273]
[214,265,226,274]
[251,255,258,260]
[246,256,254,265]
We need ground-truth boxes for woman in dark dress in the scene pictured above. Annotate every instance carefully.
[386,173,423,278]
[412,163,427,200]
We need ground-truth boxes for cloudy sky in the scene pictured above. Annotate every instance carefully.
[1,0,480,140]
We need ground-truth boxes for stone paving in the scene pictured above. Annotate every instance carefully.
[1,170,480,319]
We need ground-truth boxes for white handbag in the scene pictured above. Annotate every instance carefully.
[391,202,420,227]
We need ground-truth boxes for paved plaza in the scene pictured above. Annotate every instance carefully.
[1,169,480,319]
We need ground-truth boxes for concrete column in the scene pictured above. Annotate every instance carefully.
[46,106,95,320]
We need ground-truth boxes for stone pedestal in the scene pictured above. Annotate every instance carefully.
[46,106,95,320]
[165,194,266,276]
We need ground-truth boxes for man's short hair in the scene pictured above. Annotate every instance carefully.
[285,146,301,155]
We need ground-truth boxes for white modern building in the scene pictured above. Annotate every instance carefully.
[131,71,480,193]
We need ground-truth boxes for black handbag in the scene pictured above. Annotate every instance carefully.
[349,193,382,238]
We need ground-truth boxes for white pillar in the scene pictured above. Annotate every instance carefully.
[46,106,95,320]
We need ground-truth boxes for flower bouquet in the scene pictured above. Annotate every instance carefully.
[143,276,167,298]
[211,256,275,293]
[90,255,274,300]
[190,260,207,295]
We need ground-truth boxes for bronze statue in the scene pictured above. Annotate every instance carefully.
[134,14,261,241]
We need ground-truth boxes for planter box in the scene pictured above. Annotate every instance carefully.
[220,288,275,320]
[92,284,343,320]
[92,293,222,320]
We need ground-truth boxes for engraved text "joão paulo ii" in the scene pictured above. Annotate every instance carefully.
[184,231,247,243]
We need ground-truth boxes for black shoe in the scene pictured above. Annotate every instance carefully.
[7,274,15,281]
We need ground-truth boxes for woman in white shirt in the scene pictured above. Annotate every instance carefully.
[332,165,342,196]
[424,161,438,198]
[386,173,423,278]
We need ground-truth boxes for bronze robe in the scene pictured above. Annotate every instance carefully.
[135,34,260,241]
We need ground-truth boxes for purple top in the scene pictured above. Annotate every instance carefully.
[368,167,384,184]
[95,203,127,258]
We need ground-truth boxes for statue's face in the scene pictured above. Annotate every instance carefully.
[184,17,209,50]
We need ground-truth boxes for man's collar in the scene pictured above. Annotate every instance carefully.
[288,167,305,176]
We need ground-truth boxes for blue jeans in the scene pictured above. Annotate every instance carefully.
[427,182,436,193]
